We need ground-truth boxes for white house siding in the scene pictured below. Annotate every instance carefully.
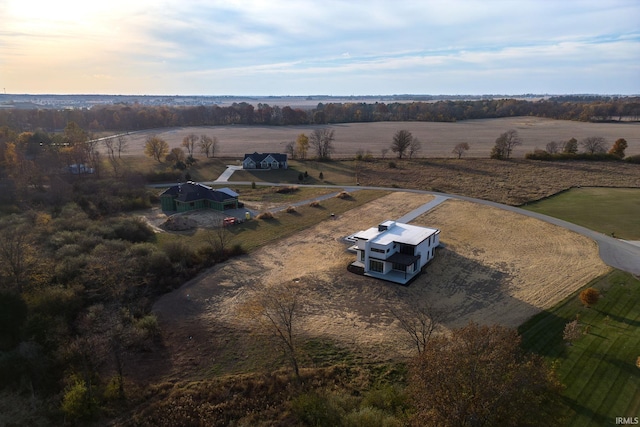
[352,221,440,284]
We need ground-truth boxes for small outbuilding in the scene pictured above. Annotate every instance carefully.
[160,181,239,213]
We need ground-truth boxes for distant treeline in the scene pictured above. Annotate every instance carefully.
[1,97,638,132]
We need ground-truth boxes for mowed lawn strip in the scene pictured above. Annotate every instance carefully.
[519,270,640,427]
[523,187,640,240]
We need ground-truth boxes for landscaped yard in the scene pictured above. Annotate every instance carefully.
[523,187,640,240]
[520,270,640,427]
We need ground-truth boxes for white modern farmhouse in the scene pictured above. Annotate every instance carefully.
[350,220,440,284]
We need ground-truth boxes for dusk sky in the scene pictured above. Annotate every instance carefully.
[1,0,639,96]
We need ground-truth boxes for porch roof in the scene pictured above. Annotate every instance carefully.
[387,252,421,266]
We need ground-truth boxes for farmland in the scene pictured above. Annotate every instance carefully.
[115,116,640,158]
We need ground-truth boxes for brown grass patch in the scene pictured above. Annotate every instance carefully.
[358,158,640,205]
[275,186,299,194]
[150,191,607,382]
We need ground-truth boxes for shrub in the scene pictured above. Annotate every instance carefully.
[361,384,408,415]
[388,161,397,169]
[291,392,342,427]
[309,201,321,208]
[625,154,640,164]
[286,206,297,213]
[256,212,274,220]
[525,152,621,161]
[61,375,99,421]
[161,241,197,266]
[251,181,256,189]
[135,314,160,339]
[336,191,351,199]
[579,287,600,307]
[275,186,299,194]
[319,172,324,180]
[106,217,156,243]
[343,407,403,427]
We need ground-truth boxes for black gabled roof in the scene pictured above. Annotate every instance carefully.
[243,152,287,163]
[160,182,237,203]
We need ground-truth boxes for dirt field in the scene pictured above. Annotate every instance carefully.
[148,192,608,381]
[118,117,640,158]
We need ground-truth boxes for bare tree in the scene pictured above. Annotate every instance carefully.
[545,141,560,154]
[284,141,296,159]
[492,129,521,160]
[243,282,303,379]
[452,142,470,159]
[381,148,389,159]
[0,218,36,293]
[388,295,443,354]
[103,137,121,175]
[182,133,198,157]
[410,322,564,427]
[563,319,582,346]
[309,128,335,160]
[204,218,233,261]
[580,136,607,154]
[199,135,218,158]
[116,135,128,158]
[391,129,413,159]
[408,137,422,159]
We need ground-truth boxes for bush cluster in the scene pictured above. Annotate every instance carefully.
[525,152,622,161]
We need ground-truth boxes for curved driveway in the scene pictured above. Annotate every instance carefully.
[160,175,640,276]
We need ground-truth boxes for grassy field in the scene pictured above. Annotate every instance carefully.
[230,159,358,186]
[519,270,640,427]
[156,189,388,252]
[523,187,640,240]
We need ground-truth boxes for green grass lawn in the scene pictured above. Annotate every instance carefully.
[519,270,640,426]
[523,187,640,240]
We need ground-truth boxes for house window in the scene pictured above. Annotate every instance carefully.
[392,262,406,271]
[360,251,365,261]
[371,248,385,253]
[399,244,414,255]
[369,260,384,273]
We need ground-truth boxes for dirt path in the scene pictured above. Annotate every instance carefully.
[149,192,608,380]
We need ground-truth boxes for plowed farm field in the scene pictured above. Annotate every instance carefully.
[118,116,640,158]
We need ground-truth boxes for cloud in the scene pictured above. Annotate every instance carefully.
[1,0,638,94]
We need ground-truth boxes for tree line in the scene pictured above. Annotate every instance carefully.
[1,97,638,132]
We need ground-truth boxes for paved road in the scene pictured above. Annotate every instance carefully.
[151,175,640,276]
